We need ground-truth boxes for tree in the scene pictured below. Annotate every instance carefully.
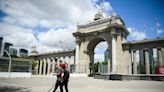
[93,62,100,73]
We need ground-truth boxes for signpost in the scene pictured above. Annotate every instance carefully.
[5,50,12,77]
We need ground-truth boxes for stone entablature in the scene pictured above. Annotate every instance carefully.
[122,38,164,50]
[77,16,126,34]
[30,49,75,59]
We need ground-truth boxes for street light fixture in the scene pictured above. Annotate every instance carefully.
[5,50,12,77]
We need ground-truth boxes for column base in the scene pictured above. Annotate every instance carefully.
[93,74,164,81]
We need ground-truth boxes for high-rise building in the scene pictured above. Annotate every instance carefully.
[9,47,18,57]
[0,37,3,57]
[3,42,13,56]
[104,49,109,62]
[19,48,28,58]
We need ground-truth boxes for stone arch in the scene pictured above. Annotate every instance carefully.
[87,36,107,52]
[73,16,129,74]
[86,36,110,74]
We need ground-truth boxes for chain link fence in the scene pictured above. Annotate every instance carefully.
[0,57,32,72]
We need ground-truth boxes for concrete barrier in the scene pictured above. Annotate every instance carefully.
[94,74,164,81]
[0,72,31,78]
[31,73,88,78]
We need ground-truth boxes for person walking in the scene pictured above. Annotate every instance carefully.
[52,66,64,92]
[60,64,70,92]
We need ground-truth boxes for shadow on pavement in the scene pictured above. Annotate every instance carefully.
[0,86,30,92]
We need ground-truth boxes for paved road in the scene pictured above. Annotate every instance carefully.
[0,77,164,92]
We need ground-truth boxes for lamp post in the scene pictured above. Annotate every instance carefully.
[5,50,11,77]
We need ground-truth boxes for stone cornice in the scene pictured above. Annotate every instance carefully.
[123,38,164,45]
[107,23,129,35]
[72,32,85,37]
[37,49,75,56]
[122,38,164,51]
[77,17,111,28]
[77,15,125,29]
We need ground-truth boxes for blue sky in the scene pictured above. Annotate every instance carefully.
[106,0,164,40]
[95,0,164,61]
[0,0,163,62]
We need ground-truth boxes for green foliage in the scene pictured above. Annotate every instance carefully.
[93,62,100,73]
[137,64,146,74]
[11,60,30,72]
[32,60,37,70]
[101,61,108,65]
[137,64,156,74]
[93,61,108,73]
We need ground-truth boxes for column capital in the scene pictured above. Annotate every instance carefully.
[75,36,82,44]
[111,28,117,36]
[117,32,122,36]
[143,48,149,51]
[157,47,162,50]
[84,49,94,55]
[131,49,137,52]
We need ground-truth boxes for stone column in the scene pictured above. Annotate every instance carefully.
[144,49,150,75]
[130,50,133,74]
[67,57,71,72]
[162,48,164,66]
[107,48,111,74]
[157,48,163,66]
[51,58,55,74]
[138,50,144,74]
[111,33,117,73]
[133,50,137,74]
[90,52,94,74]
[35,60,39,75]
[43,58,47,75]
[108,59,111,74]
[55,57,60,66]
[39,59,43,75]
[75,42,80,73]
[47,58,51,75]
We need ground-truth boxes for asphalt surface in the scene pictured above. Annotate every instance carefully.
[0,77,164,92]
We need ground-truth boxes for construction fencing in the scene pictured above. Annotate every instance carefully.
[0,57,32,73]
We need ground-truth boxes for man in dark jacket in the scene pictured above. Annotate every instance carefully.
[53,66,63,92]
[60,64,70,92]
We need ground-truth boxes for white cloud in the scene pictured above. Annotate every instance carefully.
[127,27,146,40]
[158,29,164,34]
[103,1,113,14]
[94,42,108,62]
[37,25,76,52]
[0,23,37,49]
[94,54,104,62]
[0,0,114,55]
[0,0,95,51]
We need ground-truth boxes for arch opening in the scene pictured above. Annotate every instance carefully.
[87,37,110,75]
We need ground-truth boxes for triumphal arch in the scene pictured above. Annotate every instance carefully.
[30,13,164,78]
[73,14,131,74]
